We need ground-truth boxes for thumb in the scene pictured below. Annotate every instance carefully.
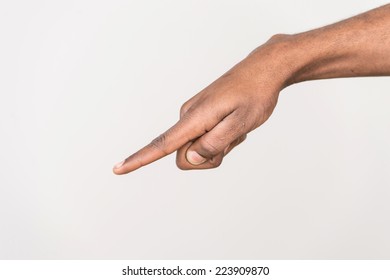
[175,110,246,170]
[186,150,207,165]
[184,113,244,168]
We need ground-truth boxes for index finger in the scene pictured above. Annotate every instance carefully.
[113,116,204,175]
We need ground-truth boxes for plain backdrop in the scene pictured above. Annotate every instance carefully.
[1,0,389,259]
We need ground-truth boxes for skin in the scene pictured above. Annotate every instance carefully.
[113,4,390,174]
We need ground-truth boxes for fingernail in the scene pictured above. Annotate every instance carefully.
[186,150,207,165]
[114,160,125,169]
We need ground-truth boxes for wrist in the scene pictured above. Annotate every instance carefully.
[261,25,387,86]
[280,31,351,85]
[245,33,316,89]
[268,33,333,86]
[248,30,357,88]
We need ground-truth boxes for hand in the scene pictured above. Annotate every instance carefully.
[113,4,390,174]
[113,35,293,174]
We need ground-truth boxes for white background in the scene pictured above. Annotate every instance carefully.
[0,0,389,259]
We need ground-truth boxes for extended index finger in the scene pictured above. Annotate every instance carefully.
[113,116,204,175]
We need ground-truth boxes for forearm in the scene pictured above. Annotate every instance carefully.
[254,4,390,86]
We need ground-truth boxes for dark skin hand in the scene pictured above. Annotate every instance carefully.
[114,4,390,174]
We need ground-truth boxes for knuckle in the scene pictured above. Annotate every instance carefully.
[177,164,192,171]
[218,124,245,144]
[176,162,189,170]
[256,95,277,125]
[150,134,169,155]
[268,33,290,43]
[179,110,193,123]
[239,134,247,144]
[209,157,223,168]
[176,157,189,170]
[199,138,220,156]
[233,106,259,133]
[180,102,192,118]
[234,121,247,136]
